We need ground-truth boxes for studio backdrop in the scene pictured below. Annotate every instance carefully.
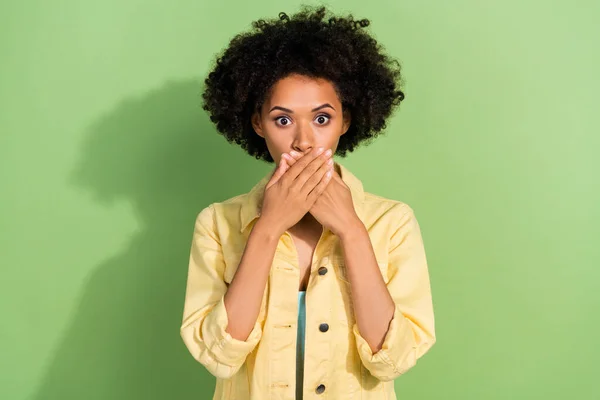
[1,1,598,399]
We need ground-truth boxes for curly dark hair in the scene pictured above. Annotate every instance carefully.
[201,5,406,163]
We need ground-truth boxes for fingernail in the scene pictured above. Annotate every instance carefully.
[325,149,332,157]
[316,147,324,154]
[290,151,299,157]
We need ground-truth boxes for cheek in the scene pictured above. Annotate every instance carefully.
[268,136,291,152]
[326,119,345,138]
[264,136,291,160]
[324,130,342,149]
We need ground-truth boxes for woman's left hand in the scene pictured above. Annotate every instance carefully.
[280,152,360,237]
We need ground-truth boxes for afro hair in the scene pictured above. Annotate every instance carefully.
[201,5,406,163]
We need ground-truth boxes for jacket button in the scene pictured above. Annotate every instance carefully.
[315,384,326,394]
[319,323,329,332]
[318,266,328,275]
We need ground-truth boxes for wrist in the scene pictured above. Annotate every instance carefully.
[253,216,284,243]
[338,218,366,242]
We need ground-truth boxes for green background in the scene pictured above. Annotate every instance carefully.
[2,1,598,399]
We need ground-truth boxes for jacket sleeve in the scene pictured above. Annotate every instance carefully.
[352,204,436,382]
[180,204,263,379]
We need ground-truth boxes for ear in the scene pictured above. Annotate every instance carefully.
[341,108,351,135]
[251,110,264,138]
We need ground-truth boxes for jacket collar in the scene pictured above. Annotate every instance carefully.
[239,161,365,233]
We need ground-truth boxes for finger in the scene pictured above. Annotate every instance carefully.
[268,157,288,186]
[288,151,302,160]
[292,150,335,179]
[288,151,305,165]
[285,147,325,182]
[290,149,331,169]
[307,162,333,202]
[303,153,334,195]
[281,153,297,167]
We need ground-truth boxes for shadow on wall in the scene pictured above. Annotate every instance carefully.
[31,79,268,400]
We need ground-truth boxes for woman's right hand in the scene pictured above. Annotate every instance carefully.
[259,147,334,235]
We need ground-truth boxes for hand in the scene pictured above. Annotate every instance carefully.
[259,147,335,236]
[279,151,359,237]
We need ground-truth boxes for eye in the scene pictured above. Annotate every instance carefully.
[273,114,331,127]
[315,114,331,125]
[274,116,292,126]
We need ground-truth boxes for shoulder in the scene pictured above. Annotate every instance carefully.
[362,190,415,226]
[196,192,251,226]
[192,190,257,258]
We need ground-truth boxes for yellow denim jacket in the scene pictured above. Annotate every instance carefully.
[180,161,436,399]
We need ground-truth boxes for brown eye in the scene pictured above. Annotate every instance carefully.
[275,116,291,126]
[315,114,330,125]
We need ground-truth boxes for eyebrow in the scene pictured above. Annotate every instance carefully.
[268,103,336,113]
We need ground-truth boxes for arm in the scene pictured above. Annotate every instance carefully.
[340,203,436,382]
[180,204,280,379]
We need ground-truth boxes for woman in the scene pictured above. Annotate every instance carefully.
[180,6,436,399]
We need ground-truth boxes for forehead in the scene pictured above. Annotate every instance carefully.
[265,74,341,107]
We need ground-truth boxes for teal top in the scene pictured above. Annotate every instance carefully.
[296,291,306,400]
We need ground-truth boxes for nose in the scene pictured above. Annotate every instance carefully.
[291,121,315,155]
